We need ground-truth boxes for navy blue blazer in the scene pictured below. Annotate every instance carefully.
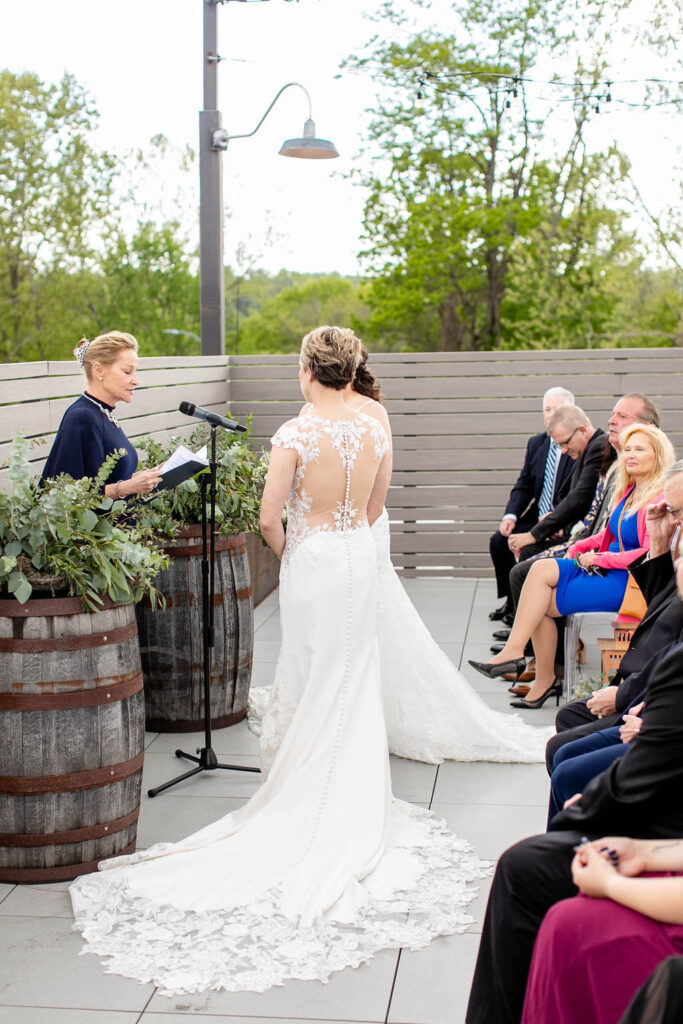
[41,394,138,485]
[504,432,573,529]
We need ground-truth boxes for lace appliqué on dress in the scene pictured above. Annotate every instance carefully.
[271,414,388,569]
[71,800,489,996]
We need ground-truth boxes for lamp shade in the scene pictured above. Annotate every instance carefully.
[279,117,339,159]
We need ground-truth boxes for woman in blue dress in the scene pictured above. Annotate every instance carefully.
[42,331,162,498]
[469,423,675,708]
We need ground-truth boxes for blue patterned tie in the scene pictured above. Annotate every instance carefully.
[538,442,558,517]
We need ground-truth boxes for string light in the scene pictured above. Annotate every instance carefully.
[409,68,681,114]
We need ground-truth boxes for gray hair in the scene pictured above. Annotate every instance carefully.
[664,459,683,481]
[547,404,591,435]
[543,387,575,406]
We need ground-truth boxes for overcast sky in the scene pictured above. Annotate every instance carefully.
[2,0,681,276]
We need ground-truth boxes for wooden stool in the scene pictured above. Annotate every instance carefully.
[596,621,639,684]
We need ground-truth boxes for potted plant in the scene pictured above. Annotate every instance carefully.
[134,424,271,733]
[0,434,170,883]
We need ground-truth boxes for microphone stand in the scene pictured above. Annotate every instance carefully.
[148,421,260,797]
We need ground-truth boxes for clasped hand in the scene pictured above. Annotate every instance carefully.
[571,838,646,897]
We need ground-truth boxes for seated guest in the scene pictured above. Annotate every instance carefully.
[489,387,574,622]
[470,423,674,708]
[506,405,607,564]
[503,438,617,690]
[491,403,607,669]
[521,837,683,1024]
[546,701,644,828]
[465,557,683,1024]
[42,332,162,499]
[545,462,683,769]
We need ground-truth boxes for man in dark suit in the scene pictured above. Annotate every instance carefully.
[489,388,575,620]
[507,404,607,561]
[544,462,683,770]
[466,563,683,1023]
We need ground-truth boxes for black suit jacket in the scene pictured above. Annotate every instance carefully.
[613,552,683,711]
[504,433,573,528]
[531,428,607,543]
[552,641,683,838]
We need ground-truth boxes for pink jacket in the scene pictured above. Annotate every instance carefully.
[566,490,663,571]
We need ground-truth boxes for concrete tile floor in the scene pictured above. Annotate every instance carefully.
[0,579,607,1024]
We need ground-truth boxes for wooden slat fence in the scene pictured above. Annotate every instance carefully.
[227,349,683,577]
[3,348,682,576]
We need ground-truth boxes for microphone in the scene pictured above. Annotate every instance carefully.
[179,401,247,433]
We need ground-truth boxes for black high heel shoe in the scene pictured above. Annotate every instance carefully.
[509,679,562,709]
[468,657,527,682]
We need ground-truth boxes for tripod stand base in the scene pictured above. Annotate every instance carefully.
[147,746,260,798]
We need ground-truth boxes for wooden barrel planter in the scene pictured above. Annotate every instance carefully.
[136,527,253,732]
[0,596,145,884]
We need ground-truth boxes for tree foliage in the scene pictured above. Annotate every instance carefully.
[237,276,369,353]
[0,70,115,361]
[345,0,683,350]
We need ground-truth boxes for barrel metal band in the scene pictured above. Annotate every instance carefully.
[163,537,231,558]
[0,619,138,654]
[0,671,143,712]
[0,751,145,795]
[0,840,137,883]
[0,806,141,847]
[0,595,131,618]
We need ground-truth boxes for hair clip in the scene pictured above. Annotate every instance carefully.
[74,340,90,367]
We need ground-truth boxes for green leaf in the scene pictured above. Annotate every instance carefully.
[14,577,33,604]
[80,508,99,531]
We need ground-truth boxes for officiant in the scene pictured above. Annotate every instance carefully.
[41,331,162,498]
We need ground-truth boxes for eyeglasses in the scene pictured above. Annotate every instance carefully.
[553,426,579,450]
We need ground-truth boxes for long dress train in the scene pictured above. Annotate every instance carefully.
[70,410,487,995]
[252,509,553,765]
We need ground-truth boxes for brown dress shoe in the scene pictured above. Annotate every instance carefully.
[508,683,531,697]
[502,658,536,683]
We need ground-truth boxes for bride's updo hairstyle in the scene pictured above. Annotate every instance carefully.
[300,325,362,391]
[73,331,138,383]
[354,343,384,404]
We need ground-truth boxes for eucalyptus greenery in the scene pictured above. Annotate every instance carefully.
[136,424,268,539]
[0,434,170,610]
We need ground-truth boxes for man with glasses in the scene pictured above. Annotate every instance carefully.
[507,405,606,562]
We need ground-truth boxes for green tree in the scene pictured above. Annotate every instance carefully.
[345,0,683,351]
[97,222,200,355]
[0,69,115,361]
[238,276,369,353]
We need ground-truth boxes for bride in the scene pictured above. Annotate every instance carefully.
[251,347,554,765]
[70,325,486,995]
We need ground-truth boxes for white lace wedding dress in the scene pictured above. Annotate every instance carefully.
[70,409,487,995]
[251,461,553,765]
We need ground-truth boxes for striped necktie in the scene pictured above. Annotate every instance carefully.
[538,442,559,517]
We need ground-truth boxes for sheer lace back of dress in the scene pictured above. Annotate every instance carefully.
[272,411,388,564]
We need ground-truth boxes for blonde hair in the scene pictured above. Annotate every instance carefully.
[300,325,363,391]
[611,423,675,513]
[73,331,138,382]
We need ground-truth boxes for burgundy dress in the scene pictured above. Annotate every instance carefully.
[521,883,683,1024]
